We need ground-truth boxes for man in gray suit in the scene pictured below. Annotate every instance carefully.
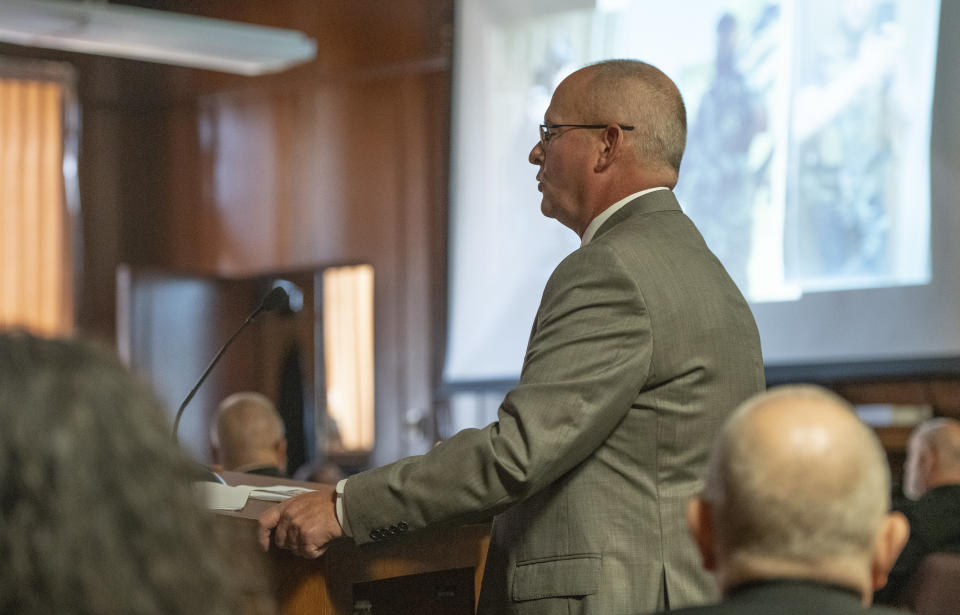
[259,59,765,614]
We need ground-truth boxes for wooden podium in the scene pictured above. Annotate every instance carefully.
[215,472,491,615]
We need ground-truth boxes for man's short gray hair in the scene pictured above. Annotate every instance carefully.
[703,385,891,566]
[583,59,687,174]
[912,417,960,467]
[215,391,285,470]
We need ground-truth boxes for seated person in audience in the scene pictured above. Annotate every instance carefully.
[213,391,288,478]
[0,331,250,615]
[293,459,346,485]
[874,417,960,605]
[666,385,909,614]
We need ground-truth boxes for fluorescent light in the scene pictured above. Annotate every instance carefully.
[0,0,317,76]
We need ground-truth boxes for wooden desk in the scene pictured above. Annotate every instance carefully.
[215,471,490,615]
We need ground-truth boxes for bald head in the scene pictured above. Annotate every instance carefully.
[214,392,287,473]
[689,385,908,602]
[706,386,890,558]
[904,417,960,500]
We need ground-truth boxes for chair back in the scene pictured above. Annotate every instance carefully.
[902,552,960,615]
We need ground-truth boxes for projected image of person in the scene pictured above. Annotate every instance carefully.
[678,10,773,294]
[788,0,903,281]
[258,59,765,615]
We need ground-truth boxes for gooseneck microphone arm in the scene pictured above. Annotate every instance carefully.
[172,286,289,441]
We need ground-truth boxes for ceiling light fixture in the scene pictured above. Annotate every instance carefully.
[0,0,317,76]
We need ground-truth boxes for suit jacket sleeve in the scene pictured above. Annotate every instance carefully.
[343,242,652,543]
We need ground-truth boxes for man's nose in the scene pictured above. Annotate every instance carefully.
[529,141,544,165]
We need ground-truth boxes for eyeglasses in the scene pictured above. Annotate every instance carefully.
[538,123,635,146]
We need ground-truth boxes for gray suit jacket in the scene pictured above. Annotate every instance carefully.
[343,190,765,614]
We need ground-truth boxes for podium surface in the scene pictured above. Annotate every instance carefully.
[216,471,491,615]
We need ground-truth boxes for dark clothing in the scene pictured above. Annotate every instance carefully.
[242,465,286,479]
[874,484,960,605]
[665,579,905,615]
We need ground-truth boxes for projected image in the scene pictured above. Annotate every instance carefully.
[676,6,778,296]
[785,0,929,290]
[446,0,940,383]
[678,0,936,299]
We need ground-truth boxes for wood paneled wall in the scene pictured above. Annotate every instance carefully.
[1,0,453,465]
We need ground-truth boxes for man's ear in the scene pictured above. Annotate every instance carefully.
[687,497,718,571]
[871,511,910,591]
[594,124,625,172]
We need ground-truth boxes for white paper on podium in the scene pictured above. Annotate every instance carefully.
[194,482,315,510]
[240,485,315,502]
[195,482,252,511]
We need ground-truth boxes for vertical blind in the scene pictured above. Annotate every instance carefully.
[0,62,75,337]
[323,264,375,451]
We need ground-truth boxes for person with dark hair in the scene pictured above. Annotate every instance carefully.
[259,59,764,614]
[0,331,257,615]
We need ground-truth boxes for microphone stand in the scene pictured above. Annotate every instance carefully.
[172,287,288,441]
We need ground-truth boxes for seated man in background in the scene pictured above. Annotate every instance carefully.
[667,385,909,614]
[0,331,257,615]
[874,417,960,605]
[213,391,288,478]
[293,459,346,485]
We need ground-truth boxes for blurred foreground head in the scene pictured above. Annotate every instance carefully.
[688,385,909,604]
[0,331,248,615]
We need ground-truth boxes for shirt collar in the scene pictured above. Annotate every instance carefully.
[580,186,670,246]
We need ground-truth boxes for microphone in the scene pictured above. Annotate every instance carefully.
[258,285,290,313]
[172,286,289,441]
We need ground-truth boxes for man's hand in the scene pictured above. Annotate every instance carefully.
[257,484,344,558]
